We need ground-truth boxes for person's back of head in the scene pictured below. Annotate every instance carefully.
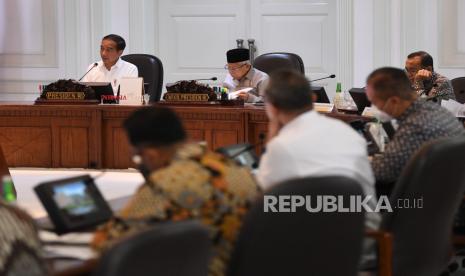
[123,107,186,148]
[366,67,416,101]
[265,69,313,113]
[123,107,187,176]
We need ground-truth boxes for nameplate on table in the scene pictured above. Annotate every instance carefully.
[163,93,210,102]
[314,103,334,113]
[45,92,86,100]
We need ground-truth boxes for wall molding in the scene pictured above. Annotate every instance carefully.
[336,0,354,89]
[438,0,465,68]
[0,0,58,68]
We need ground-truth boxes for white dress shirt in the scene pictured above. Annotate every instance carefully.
[81,58,138,92]
[257,110,380,229]
[222,68,269,103]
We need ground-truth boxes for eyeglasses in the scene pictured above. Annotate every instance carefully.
[404,67,422,75]
[132,154,142,165]
[224,63,247,71]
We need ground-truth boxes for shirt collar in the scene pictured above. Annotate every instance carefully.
[112,58,122,69]
[279,110,317,135]
[100,58,122,71]
[235,67,255,82]
[244,67,255,80]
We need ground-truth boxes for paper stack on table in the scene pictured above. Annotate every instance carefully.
[441,99,465,118]
[228,87,254,100]
[40,231,96,260]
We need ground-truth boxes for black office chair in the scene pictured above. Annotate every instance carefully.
[227,176,365,276]
[451,77,465,104]
[121,54,164,102]
[368,137,465,276]
[253,52,305,75]
[93,220,211,276]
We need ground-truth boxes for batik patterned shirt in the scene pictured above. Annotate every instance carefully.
[372,99,465,182]
[0,202,47,276]
[413,71,455,102]
[95,143,259,276]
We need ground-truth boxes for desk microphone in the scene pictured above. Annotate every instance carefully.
[78,63,98,81]
[310,74,336,82]
[191,77,218,81]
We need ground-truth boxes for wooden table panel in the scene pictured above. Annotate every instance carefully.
[0,102,370,169]
[102,120,132,169]
[0,126,52,167]
[58,127,89,167]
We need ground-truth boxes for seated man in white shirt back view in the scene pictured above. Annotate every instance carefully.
[82,34,138,92]
[257,70,379,230]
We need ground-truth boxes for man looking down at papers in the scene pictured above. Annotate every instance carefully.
[222,48,269,102]
[81,34,138,92]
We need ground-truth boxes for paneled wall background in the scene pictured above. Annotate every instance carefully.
[0,0,464,102]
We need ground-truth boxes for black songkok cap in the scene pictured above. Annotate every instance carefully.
[227,48,250,63]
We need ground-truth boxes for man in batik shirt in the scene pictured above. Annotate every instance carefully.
[0,202,47,276]
[405,51,455,103]
[92,107,259,276]
[366,67,464,195]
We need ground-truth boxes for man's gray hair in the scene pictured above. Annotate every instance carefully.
[264,69,313,112]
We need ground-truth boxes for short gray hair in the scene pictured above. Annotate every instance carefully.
[265,70,313,112]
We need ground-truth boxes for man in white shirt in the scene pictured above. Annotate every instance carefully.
[82,34,138,92]
[257,70,379,230]
[222,48,268,103]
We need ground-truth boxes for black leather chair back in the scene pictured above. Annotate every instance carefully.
[227,176,365,276]
[452,77,465,104]
[93,220,210,276]
[381,137,465,276]
[121,54,164,102]
[253,52,305,75]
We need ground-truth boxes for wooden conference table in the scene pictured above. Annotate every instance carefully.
[0,102,368,169]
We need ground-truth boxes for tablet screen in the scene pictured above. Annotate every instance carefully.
[53,181,97,216]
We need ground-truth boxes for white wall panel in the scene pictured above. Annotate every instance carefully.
[0,0,57,68]
[0,0,44,54]
[174,16,237,69]
[458,0,465,53]
[439,0,465,70]
[159,0,247,84]
[250,0,341,98]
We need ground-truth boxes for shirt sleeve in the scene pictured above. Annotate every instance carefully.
[222,73,235,90]
[430,78,455,101]
[256,78,269,101]
[371,122,422,182]
[128,64,138,77]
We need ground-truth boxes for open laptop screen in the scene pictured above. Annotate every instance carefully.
[79,82,116,104]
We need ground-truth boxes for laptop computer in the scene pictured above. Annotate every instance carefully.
[79,82,116,104]
[312,86,330,103]
[349,88,371,114]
